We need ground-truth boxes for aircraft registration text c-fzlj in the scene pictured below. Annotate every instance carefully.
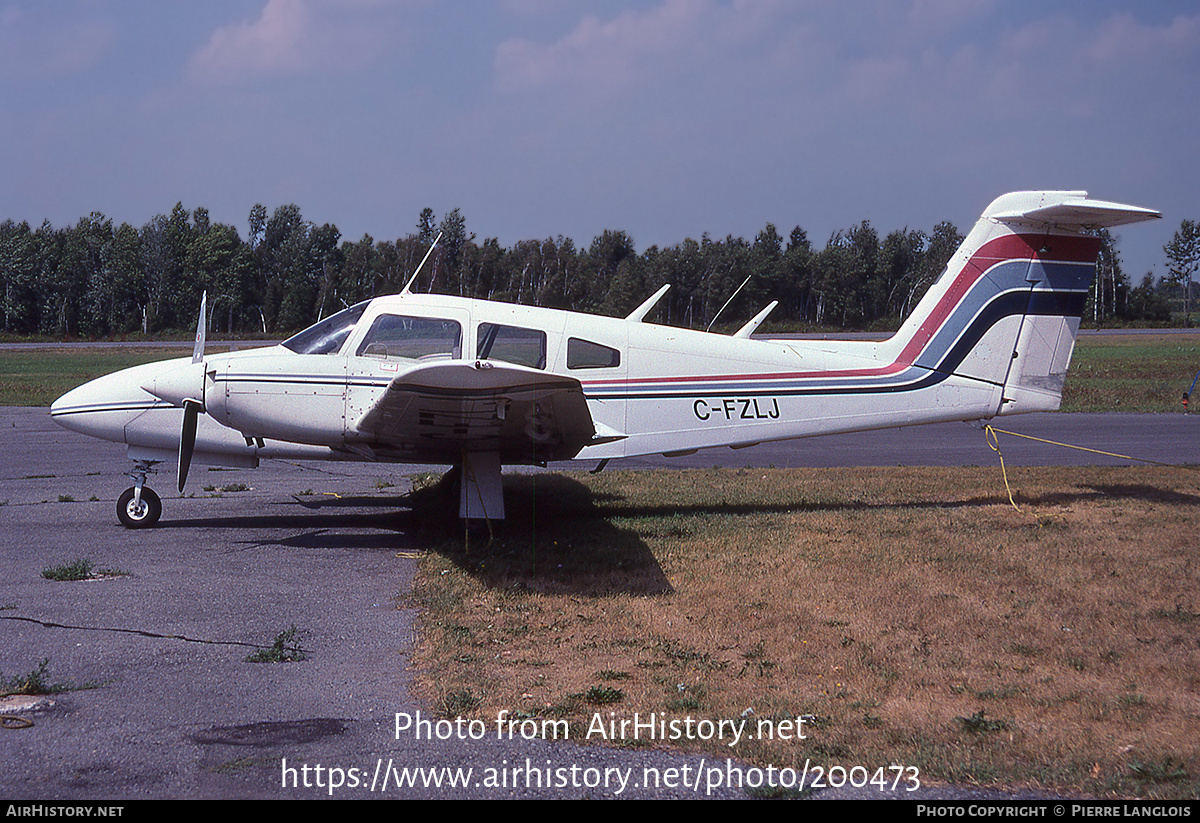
[693,399,782,422]
[49,191,1161,527]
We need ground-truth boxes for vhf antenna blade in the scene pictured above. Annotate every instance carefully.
[706,273,753,332]
[402,231,443,295]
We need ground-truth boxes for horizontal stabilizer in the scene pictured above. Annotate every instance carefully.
[987,191,1161,230]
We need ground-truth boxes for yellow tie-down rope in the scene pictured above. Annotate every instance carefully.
[983,423,1197,514]
[983,425,1023,512]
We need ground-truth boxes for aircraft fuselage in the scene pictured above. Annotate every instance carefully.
[48,191,1162,525]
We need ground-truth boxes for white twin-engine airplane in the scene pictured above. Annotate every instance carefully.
[51,191,1160,528]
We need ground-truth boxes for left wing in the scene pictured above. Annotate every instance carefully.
[353,361,599,462]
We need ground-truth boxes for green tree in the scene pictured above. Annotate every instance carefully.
[37,220,85,336]
[417,208,436,244]
[534,236,579,310]
[876,228,927,321]
[1126,273,1171,322]
[781,226,814,323]
[253,204,309,331]
[435,208,472,295]
[0,220,39,333]
[339,234,382,306]
[747,223,786,323]
[812,222,879,327]
[586,230,639,316]
[700,235,753,329]
[1165,219,1200,325]
[187,218,251,333]
[904,221,963,316]
[101,222,145,334]
[310,222,342,322]
[1085,229,1130,326]
[140,214,179,332]
[76,212,114,336]
[248,204,267,249]
[462,237,508,301]
[656,237,705,327]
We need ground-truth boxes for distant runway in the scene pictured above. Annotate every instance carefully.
[581,412,1200,471]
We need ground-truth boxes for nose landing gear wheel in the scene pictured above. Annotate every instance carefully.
[117,487,162,529]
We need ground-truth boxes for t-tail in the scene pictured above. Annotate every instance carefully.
[878,191,1160,417]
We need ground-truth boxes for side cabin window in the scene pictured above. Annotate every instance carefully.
[567,337,621,369]
[282,302,369,355]
[477,323,547,369]
[356,314,462,361]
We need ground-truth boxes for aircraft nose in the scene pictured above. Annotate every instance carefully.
[49,387,74,420]
[50,357,190,443]
[50,374,136,441]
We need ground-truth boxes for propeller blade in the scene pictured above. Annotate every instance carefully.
[179,400,199,493]
[193,291,207,364]
[181,291,207,492]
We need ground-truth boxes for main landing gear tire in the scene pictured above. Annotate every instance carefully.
[117,487,162,529]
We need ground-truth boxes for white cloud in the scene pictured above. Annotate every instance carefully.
[494,0,721,93]
[189,0,311,81]
[186,0,414,84]
[476,2,1196,253]
[1085,11,1200,66]
[492,1,1199,118]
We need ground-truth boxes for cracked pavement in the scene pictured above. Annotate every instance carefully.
[2,408,761,799]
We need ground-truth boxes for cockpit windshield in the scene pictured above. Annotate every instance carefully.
[281,302,369,355]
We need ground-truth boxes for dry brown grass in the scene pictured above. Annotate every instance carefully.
[405,465,1200,798]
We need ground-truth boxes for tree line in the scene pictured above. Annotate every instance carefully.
[1,202,1194,338]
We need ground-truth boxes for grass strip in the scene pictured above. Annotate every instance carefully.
[407,465,1200,799]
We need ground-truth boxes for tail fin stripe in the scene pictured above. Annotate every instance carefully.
[897,233,1102,369]
[910,263,1095,373]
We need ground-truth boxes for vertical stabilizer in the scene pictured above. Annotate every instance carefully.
[880,191,1159,417]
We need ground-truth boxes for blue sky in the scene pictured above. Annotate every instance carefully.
[1,1,1196,279]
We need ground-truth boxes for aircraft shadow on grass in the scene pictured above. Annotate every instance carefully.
[146,474,1197,594]
[158,473,673,596]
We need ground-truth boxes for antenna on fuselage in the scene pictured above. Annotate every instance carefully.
[626,284,670,322]
[706,273,753,333]
[401,232,443,295]
[733,300,778,338]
